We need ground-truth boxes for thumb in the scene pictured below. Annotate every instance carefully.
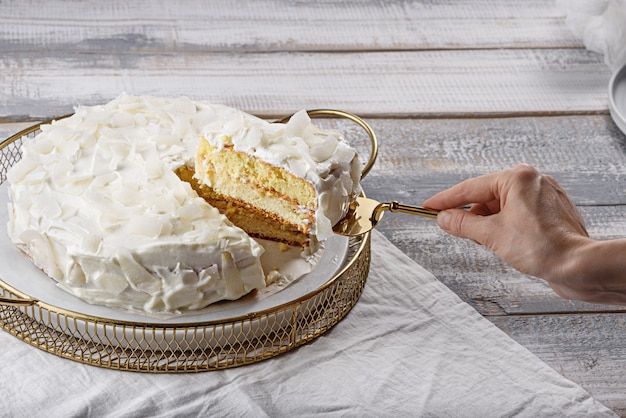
[437,208,490,244]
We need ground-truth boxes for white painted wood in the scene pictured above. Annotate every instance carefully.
[490,313,626,415]
[0,0,580,52]
[0,49,611,120]
[361,116,626,205]
[0,122,34,139]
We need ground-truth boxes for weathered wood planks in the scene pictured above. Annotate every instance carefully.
[0,49,611,121]
[490,313,626,416]
[361,115,626,205]
[0,0,607,121]
[0,0,579,53]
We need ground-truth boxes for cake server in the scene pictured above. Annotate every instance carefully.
[333,196,439,236]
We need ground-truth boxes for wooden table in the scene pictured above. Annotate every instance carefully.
[2,0,625,414]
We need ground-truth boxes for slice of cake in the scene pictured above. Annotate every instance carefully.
[189,109,361,247]
[5,94,362,315]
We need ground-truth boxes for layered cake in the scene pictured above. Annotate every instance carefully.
[183,109,361,247]
[6,94,361,315]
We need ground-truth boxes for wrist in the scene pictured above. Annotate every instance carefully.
[544,235,595,296]
[553,236,595,281]
[550,237,626,304]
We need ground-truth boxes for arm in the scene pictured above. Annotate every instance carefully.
[423,164,626,305]
[562,239,626,305]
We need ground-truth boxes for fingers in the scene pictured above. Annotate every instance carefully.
[436,208,493,246]
[423,171,502,211]
[423,164,542,212]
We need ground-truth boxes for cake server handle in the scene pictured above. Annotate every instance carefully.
[334,196,439,237]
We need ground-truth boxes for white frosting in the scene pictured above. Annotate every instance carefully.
[5,93,361,315]
[6,94,268,314]
[201,107,362,240]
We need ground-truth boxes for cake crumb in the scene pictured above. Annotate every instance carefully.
[266,269,283,286]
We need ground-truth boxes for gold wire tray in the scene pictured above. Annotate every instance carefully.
[0,109,376,373]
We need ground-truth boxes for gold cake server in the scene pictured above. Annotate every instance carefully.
[333,196,439,237]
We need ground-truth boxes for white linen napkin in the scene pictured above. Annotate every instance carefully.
[557,0,626,70]
[0,230,615,417]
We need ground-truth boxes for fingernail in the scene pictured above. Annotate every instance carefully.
[437,210,450,230]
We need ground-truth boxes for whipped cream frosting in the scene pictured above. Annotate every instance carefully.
[201,108,362,240]
[6,94,269,314]
[6,93,361,315]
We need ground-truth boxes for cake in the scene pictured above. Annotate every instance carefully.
[5,94,361,315]
[183,109,361,247]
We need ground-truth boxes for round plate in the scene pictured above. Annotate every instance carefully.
[0,183,349,324]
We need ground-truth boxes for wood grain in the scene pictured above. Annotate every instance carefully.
[336,115,626,204]
[0,0,580,53]
[489,313,626,415]
[0,48,611,121]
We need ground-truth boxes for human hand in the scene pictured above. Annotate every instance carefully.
[423,164,600,301]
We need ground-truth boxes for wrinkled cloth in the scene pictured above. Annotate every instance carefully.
[0,231,615,417]
[557,0,626,70]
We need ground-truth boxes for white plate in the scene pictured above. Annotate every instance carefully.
[0,182,349,325]
[609,62,626,136]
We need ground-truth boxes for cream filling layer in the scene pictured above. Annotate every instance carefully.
[200,108,362,240]
[194,149,315,232]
